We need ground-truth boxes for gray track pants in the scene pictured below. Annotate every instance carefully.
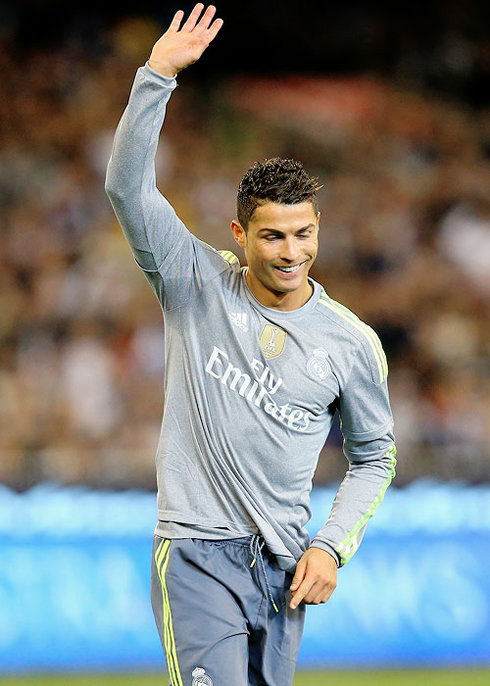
[151,535,305,686]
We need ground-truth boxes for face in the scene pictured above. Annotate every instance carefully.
[231,201,319,310]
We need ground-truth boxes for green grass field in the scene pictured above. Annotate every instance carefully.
[0,670,489,686]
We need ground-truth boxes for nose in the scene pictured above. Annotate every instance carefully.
[279,236,298,262]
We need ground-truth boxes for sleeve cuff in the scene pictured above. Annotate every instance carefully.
[142,61,178,88]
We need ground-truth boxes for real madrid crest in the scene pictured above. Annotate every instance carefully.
[259,324,287,359]
[192,667,213,686]
[307,348,330,380]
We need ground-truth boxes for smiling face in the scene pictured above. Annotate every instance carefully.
[231,200,320,311]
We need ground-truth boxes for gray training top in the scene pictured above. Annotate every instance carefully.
[105,63,397,573]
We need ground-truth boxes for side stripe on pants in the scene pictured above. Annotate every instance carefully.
[155,539,183,686]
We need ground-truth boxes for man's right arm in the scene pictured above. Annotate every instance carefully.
[105,5,224,274]
[105,66,181,272]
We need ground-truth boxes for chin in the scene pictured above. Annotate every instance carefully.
[274,273,304,287]
[271,281,301,295]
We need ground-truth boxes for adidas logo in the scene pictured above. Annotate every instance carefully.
[230,312,248,332]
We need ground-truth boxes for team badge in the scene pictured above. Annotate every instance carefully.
[259,324,287,359]
[192,667,213,686]
[307,348,330,379]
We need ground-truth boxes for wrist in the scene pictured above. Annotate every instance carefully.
[147,59,177,78]
[309,543,340,567]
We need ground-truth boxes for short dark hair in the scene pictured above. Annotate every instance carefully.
[236,158,322,229]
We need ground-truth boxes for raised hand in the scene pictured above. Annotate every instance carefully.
[148,4,223,77]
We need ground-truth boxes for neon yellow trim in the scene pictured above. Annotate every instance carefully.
[218,250,239,265]
[318,294,387,383]
[155,540,181,686]
[196,242,239,265]
[155,540,183,686]
[155,541,174,684]
[335,446,397,565]
[320,290,388,378]
[319,293,387,379]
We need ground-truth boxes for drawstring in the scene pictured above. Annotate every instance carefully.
[249,535,279,613]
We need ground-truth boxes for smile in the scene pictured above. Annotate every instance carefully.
[274,263,305,273]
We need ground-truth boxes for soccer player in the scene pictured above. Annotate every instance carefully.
[105,5,396,685]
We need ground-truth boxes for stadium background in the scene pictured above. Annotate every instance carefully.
[1,0,490,683]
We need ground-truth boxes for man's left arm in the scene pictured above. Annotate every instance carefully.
[290,339,396,610]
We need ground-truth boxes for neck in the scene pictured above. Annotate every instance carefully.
[245,270,313,311]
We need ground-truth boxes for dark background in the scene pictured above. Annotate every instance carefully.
[5,0,490,104]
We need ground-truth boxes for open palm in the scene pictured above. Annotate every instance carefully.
[149,4,223,77]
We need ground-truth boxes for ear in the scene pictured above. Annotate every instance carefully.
[231,220,247,249]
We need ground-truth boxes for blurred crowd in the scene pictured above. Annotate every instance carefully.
[1,17,490,491]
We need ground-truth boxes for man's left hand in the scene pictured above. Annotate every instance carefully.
[289,548,337,610]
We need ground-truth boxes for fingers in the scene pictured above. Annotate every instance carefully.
[182,3,205,32]
[289,560,308,610]
[309,583,336,606]
[206,18,224,42]
[195,5,217,34]
[181,4,222,39]
[290,578,336,609]
[168,9,184,32]
[289,580,311,610]
[290,558,306,593]
[289,549,337,610]
[289,566,317,609]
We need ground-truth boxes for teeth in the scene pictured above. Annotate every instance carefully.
[276,264,302,273]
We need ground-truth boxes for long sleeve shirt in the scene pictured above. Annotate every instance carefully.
[105,63,397,572]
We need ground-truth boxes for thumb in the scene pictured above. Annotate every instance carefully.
[290,558,306,591]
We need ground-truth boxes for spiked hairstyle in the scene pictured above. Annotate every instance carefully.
[236,158,322,229]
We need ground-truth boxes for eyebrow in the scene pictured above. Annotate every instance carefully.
[258,224,316,235]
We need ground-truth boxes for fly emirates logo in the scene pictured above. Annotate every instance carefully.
[205,346,312,432]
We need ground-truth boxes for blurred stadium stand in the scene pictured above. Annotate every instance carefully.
[1,1,489,490]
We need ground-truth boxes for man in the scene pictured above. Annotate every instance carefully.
[105,4,396,685]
